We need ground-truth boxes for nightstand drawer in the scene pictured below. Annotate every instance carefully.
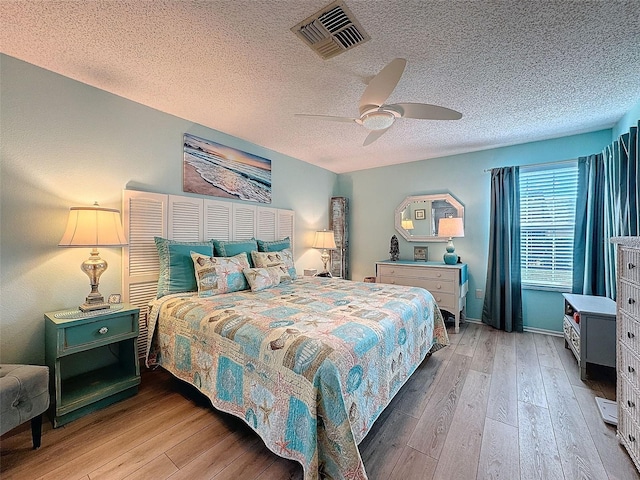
[64,314,137,350]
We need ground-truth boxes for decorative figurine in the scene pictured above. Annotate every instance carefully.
[390,235,400,261]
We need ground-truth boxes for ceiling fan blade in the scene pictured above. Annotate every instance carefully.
[363,126,392,147]
[359,58,407,114]
[294,114,358,124]
[391,103,462,120]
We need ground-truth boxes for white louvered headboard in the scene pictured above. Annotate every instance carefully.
[121,189,295,358]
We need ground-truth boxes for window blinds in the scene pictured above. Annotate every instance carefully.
[519,162,578,289]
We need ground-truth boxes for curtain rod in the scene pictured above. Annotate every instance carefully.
[483,158,577,173]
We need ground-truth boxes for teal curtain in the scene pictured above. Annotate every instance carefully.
[572,154,606,296]
[482,166,523,332]
[573,120,639,298]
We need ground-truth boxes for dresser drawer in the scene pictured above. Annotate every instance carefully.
[430,292,457,311]
[620,344,640,391]
[64,314,137,351]
[620,247,640,284]
[377,276,454,294]
[621,378,640,426]
[619,280,640,318]
[620,310,640,353]
[377,264,458,282]
[619,405,640,464]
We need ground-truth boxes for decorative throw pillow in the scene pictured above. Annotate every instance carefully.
[256,237,291,252]
[212,239,259,266]
[154,237,214,298]
[243,266,292,292]
[251,248,297,279]
[190,251,250,297]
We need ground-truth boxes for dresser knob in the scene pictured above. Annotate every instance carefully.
[98,327,109,335]
[391,280,396,284]
[629,332,635,339]
[436,284,442,289]
[629,262,637,270]
[629,434,636,443]
[436,273,442,277]
[628,400,636,408]
[629,298,637,305]
[629,366,636,373]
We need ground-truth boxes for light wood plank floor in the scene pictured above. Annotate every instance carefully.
[2,322,638,480]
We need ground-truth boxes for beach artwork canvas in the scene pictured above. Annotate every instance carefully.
[183,133,272,203]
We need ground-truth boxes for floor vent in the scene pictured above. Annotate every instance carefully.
[291,1,370,60]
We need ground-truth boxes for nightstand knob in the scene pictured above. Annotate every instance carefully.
[98,326,109,335]
[629,366,636,373]
[629,262,637,270]
[628,332,635,339]
[628,400,636,408]
[629,298,636,305]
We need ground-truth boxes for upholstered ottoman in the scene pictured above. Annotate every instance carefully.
[0,364,49,449]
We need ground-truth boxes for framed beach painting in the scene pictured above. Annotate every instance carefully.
[183,133,272,204]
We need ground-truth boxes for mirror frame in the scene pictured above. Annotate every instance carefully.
[394,193,464,242]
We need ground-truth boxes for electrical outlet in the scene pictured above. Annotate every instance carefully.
[475,289,484,299]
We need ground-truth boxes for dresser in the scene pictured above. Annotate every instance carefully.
[561,293,616,381]
[376,260,468,333]
[613,236,640,473]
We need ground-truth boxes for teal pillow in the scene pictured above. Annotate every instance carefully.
[155,237,214,298]
[212,239,258,266]
[257,237,291,252]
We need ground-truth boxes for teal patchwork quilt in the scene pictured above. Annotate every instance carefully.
[146,278,449,479]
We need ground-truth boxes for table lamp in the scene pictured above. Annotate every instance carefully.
[59,202,128,311]
[438,217,464,265]
[312,230,336,277]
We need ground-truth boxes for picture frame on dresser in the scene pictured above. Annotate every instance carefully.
[413,246,428,261]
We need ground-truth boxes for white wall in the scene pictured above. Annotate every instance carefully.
[0,55,337,364]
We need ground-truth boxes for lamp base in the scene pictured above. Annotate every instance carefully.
[443,238,458,265]
[79,301,111,312]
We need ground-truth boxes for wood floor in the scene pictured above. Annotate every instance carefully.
[2,322,639,480]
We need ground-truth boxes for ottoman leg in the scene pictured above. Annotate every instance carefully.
[31,414,43,449]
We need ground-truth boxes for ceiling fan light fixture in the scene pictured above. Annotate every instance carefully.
[361,111,395,130]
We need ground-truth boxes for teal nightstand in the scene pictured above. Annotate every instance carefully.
[44,304,140,427]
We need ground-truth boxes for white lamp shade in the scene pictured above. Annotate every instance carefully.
[438,217,464,238]
[59,205,128,247]
[312,230,337,250]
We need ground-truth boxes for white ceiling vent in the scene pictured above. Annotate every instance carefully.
[291,1,370,60]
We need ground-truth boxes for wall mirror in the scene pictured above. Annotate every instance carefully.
[395,193,464,242]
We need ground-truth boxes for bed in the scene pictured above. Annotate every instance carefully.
[145,275,448,479]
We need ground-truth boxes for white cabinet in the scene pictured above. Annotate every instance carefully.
[613,237,640,474]
[375,260,468,333]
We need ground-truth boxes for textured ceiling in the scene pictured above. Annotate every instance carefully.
[1,1,639,173]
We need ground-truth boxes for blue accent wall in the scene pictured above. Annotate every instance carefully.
[0,54,337,363]
[337,130,613,333]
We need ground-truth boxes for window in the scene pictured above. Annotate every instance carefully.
[520,162,578,290]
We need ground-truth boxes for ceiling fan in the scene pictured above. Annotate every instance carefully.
[296,58,462,146]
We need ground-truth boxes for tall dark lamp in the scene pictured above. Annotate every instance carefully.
[312,230,337,277]
[438,217,464,265]
[58,202,128,311]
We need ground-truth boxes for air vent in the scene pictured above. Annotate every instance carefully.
[291,1,370,60]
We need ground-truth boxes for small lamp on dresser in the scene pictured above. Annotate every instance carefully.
[58,202,128,311]
[438,217,464,265]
